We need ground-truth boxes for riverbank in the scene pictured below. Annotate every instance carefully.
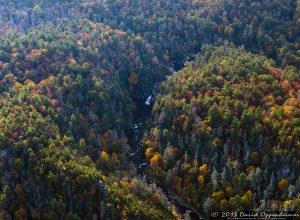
[127,54,203,220]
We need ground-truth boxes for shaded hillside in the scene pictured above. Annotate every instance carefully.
[144,45,300,216]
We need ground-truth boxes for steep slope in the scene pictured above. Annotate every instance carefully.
[144,45,300,215]
[0,19,175,220]
[0,93,174,219]
[0,0,299,219]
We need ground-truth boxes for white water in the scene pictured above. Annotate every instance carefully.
[145,95,152,105]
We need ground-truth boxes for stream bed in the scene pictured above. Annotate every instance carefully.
[127,55,202,220]
[128,97,152,175]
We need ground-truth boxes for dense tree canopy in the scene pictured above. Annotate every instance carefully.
[144,45,300,216]
[0,0,299,219]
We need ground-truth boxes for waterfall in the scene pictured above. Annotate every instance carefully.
[145,95,152,105]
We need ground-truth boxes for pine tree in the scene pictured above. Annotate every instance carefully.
[203,197,213,214]
[211,168,219,191]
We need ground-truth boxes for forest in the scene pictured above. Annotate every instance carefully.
[0,0,299,219]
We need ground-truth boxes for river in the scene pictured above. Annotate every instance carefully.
[127,54,203,220]
[128,97,152,175]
